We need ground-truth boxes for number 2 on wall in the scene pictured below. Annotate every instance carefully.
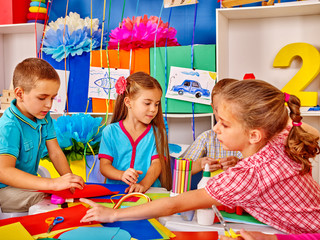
[273,42,320,106]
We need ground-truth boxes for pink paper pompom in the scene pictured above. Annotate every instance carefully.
[108,15,180,50]
[115,76,127,95]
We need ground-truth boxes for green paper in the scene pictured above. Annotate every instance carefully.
[150,45,216,113]
[221,211,266,226]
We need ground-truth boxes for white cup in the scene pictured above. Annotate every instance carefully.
[196,208,215,225]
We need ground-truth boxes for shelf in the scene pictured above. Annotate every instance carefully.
[0,23,44,34]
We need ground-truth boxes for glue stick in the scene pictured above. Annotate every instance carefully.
[196,164,215,225]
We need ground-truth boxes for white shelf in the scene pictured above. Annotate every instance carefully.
[0,23,44,94]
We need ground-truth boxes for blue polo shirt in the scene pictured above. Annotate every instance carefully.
[98,120,161,187]
[0,99,56,188]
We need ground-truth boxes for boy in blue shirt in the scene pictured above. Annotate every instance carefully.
[0,58,84,213]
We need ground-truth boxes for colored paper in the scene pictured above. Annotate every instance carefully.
[39,184,118,199]
[150,45,216,113]
[58,227,131,240]
[0,205,95,236]
[90,48,150,113]
[172,231,218,240]
[0,222,33,240]
[104,219,165,240]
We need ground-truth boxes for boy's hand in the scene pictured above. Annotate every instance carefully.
[220,156,239,171]
[80,198,117,223]
[200,157,221,171]
[125,183,147,193]
[51,173,84,191]
[121,168,143,185]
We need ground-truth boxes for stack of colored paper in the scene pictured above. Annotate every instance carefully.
[172,158,193,194]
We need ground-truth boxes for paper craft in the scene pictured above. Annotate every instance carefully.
[166,66,216,105]
[0,204,95,236]
[104,219,169,240]
[172,231,218,240]
[57,227,131,240]
[51,69,70,114]
[0,222,34,240]
[38,184,118,199]
[88,67,130,100]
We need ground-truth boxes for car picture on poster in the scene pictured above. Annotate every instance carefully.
[166,66,216,105]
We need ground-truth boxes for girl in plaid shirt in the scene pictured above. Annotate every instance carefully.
[80,80,320,235]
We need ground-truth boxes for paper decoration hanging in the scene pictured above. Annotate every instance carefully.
[166,66,216,105]
[88,67,130,100]
[108,15,179,50]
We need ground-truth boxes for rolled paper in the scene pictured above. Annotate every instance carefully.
[30,2,47,8]
[31,0,46,3]
[29,6,47,14]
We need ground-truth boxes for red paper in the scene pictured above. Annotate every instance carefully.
[88,196,140,203]
[172,231,219,240]
[0,205,97,235]
[39,184,118,199]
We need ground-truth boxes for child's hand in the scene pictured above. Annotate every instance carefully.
[125,183,147,193]
[121,168,143,185]
[200,157,221,171]
[219,229,277,240]
[220,156,239,171]
[51,173,84,191]
[80,198,117,223]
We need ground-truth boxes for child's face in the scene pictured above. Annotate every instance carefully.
[127,88,162,125]
[213,100,249,152]
[16,79,59,121]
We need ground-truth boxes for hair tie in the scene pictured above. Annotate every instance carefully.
[284,92,290,103]
[292,121,302,127]
[115,76,127,95]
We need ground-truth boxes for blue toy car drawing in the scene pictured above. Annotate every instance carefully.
[171,80,210,98]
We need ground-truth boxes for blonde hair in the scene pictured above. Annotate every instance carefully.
[13,58,60,93]
[112,72,172,190]
[211,78,238,103]
[220,80,320,174]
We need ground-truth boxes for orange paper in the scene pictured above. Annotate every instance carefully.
[90,48,150,113]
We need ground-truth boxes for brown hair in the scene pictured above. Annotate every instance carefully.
[220,79,320,174]
[13,58,60,93]
[211,78,238,103]
[112,72,172,190]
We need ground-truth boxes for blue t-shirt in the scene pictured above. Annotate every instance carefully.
[98,120,161,187]
[0,99,56,188]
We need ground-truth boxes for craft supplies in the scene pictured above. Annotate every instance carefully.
[45,216,64,233]
[196,164,214,225]
[172,158,192,194]
[212,205,241,238]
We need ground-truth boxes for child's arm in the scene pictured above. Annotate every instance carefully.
[0,155,83,190]
[46,139,73,175]
[125,158,161,193]
[80,188,220,223]
[100,158,142,185]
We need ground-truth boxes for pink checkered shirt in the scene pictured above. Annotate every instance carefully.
[205,126,320,234]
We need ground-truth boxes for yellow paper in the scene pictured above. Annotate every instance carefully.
[0,222,33,240]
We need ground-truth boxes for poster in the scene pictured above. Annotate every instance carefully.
[164,0,198,8]
[88,67,130,100]
[166,66,216,105]
[51,69,70,114]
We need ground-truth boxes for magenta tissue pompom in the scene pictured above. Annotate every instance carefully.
[108,15,180,50]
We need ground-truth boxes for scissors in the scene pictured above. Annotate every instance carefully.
[212,205,241,238]
[45,216,64,233]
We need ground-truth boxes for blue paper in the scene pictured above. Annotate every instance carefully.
[58,227,131,240]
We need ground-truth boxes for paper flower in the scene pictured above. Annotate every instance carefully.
[42,113,105,163]
[108,15,180,50]
[115,76,127,95]
[42,12,107,62]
